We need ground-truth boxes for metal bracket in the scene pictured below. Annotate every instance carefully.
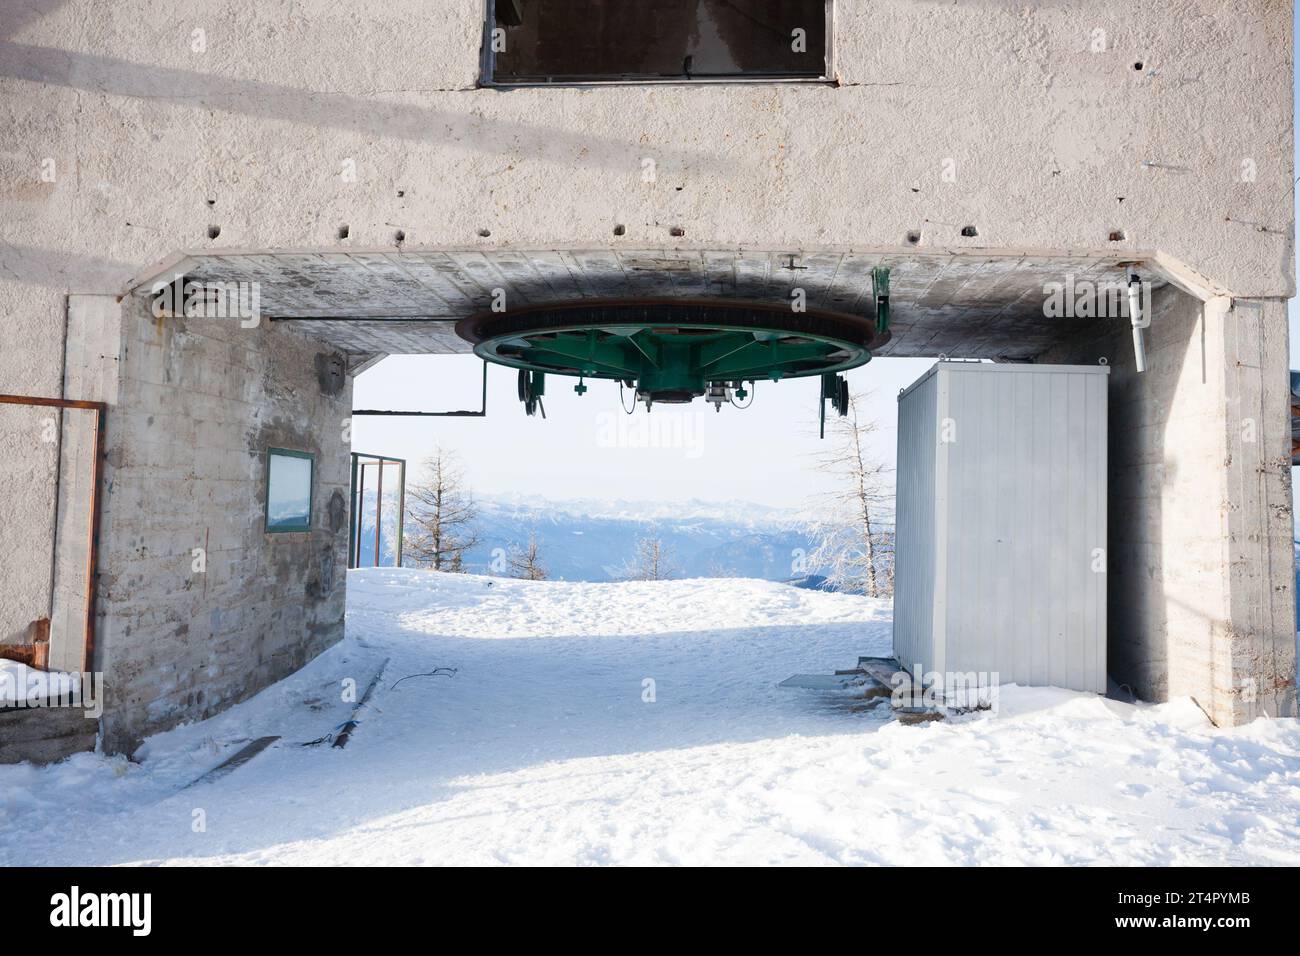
[819,372,849,438]
[873,266,891,335]
[519,369,546,418]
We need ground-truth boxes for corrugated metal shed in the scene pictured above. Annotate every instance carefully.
[893,361,1109,695]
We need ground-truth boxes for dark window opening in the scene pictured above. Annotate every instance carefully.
[485,1,831,85]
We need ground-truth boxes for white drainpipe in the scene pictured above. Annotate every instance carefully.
[1127,271,1147,373]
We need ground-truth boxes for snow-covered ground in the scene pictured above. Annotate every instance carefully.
[2,569,1299,866]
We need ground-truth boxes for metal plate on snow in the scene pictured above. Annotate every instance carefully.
[778,673,867,690]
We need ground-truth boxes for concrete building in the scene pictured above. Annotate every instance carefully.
[1,1,1295,761]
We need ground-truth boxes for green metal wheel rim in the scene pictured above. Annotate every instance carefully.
[457,299,884,402]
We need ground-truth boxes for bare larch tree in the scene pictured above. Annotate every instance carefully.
[508,530,548,581]
[807,391,892,596]
[626,535,677,581]
[405,447,479,572]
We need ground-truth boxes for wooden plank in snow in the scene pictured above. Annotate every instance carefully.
[858,656,910,691]
[332,659,389,749]
[182,735,280,789]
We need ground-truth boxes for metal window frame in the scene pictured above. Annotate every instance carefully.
[0,393,106,673]
[480,0,836,88]
[348,453,407,569]
[264,447,316,534]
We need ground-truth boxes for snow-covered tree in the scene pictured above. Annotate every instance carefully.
[405,447,479,572]
[625,535,677,581]
[806,391,893,596]
[508,530,548,581]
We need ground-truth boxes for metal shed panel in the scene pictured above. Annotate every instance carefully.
[892,366,940,676]
[893,361,1108,694]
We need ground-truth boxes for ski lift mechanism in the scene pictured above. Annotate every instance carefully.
[454,268,891,438]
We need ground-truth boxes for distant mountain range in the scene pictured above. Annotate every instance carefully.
[354,492,833,582]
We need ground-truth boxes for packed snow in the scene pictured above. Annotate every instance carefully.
[2,569,1299,866]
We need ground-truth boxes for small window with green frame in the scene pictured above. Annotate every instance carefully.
[265,448,314,533]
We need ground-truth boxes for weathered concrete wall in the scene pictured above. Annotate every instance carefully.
[85,296,352,754]
[0,301,115,767]
[1041,286,1298,724]
[0,704,98,765]
[0,404,59,645]
[0,2,1290,300]
[45,296,120,673]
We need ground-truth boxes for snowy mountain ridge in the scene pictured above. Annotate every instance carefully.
[474,492,800,527]
[464,496,814,581]
[357,491,896,583]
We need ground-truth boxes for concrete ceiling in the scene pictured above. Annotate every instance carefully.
[134,248,1159,362]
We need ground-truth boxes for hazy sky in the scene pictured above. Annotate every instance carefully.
[352,352,935,509]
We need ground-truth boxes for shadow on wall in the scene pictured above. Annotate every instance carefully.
[0,41,727,174]
[0,0,70,41]
[0,246,136,290]
[1043,284,1273,716]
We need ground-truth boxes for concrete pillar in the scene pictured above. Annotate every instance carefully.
[1043,284,1297,724]
[48,295,121,673]
[1218,296,1297,723]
